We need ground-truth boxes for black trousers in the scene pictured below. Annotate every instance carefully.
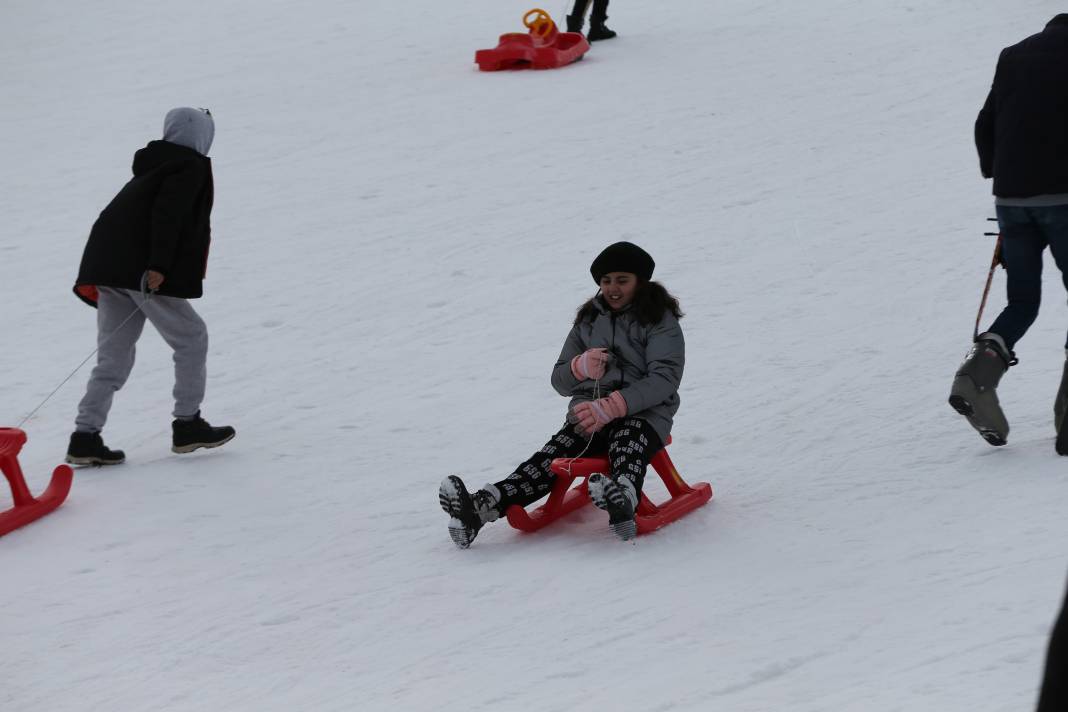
[570,0,610,21]
[494,417,662,510]
[1037,574,1068,711]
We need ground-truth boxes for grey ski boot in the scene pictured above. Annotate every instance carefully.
[948,332,1012,446]
[1055,352,1068,455]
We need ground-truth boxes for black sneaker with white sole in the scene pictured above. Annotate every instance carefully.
[588,473,638,541]
[438,476,501,549]
[66,431,125,466]
[172,412,235,454]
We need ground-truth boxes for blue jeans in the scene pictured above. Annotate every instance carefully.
[988,205,1068,350]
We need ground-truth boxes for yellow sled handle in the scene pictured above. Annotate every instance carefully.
[523,8,557,38]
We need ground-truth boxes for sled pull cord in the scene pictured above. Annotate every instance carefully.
[16,276,156,429]
[560,379,601,477]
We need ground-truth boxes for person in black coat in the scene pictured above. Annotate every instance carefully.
[1037,575,1068,711]
[950,15,1068,454]
[74,136,214,304]
[67,107,235,465]
[975,14,1068,198]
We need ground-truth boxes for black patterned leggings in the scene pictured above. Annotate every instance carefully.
[493,417,663,510]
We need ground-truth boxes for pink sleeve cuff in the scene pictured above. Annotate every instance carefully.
[570,353,585,381]
[606,390,628,419]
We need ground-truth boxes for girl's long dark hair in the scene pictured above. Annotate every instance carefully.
[574,280,684,326]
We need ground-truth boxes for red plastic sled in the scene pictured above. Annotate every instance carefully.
[505,437,712,536]
[476,9,590,71]
[0,427,73,537]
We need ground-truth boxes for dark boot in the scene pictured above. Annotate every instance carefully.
[588,473,638,541]
[172,412,236,454]
[565,13,584,33]
[587,17,617,41]
[439,476,501,549]
[948,332,1012,446]
[1055,355,1068,455]
[66,431,125,466]
[588,0,615,41]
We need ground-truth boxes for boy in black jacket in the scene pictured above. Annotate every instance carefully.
[67,107,235,465]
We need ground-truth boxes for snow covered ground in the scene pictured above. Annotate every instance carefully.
[3,1,1068,709]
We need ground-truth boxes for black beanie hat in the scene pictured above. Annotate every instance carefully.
[590,241,655,284]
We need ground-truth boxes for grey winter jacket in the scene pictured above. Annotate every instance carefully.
[551,297,685,445]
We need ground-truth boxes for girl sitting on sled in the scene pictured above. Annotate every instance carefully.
[439,241,685,546]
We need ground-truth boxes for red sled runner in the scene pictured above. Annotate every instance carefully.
[0,428,73,537]
[505,437,712,536]
[475,9,590,71]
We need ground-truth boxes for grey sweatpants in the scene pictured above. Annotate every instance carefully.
[75,287,208,433]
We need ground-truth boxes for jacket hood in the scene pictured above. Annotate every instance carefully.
[132,140,208,176]
[163,107,214,156]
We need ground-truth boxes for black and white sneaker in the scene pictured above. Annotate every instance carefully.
[438,476,500,549]
[588,473,638,541]
[66,431,125,466]
[172,412,236,454]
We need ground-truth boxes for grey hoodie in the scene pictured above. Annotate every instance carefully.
[551,297,685,445]
[163,107,214,156]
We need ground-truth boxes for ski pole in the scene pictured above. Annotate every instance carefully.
[973,225,1004,342]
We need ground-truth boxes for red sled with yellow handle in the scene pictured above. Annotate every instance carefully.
[476,9,590,71]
